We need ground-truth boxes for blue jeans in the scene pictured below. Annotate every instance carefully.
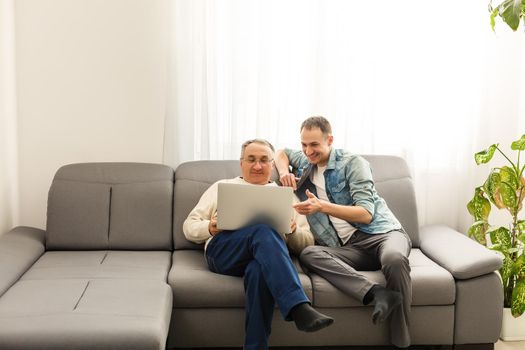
[206,224,309,350]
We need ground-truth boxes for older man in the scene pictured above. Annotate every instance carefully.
[183,138,333,350]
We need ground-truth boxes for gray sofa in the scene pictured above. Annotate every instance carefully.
[0,156,503,349]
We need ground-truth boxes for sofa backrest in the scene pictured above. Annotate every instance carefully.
[363,155,420,247]
[173,155,420,250]
[173,160,241,250]
[46,163,174,250]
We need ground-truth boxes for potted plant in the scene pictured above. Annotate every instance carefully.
[489,0,525,31]
[467,135,525,340]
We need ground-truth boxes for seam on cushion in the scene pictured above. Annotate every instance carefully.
[174,178,218,185]
[374,176,412,184]
[53,178,172,185]
[22,264,105,270]
[73,281,90,310]
[20,277,166,281]
[107,187,112,248]
[22,266,170,273]
[100,252,108,264]
[72,312,160,318]
[0,312,159,319]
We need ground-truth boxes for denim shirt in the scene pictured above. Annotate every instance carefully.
[285,148,403,237]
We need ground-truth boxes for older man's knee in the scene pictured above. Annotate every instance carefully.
[249,223,282,241]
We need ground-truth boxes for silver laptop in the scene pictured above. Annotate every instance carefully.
[216,182,294,236]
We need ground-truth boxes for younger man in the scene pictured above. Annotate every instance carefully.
[276,117,412,348]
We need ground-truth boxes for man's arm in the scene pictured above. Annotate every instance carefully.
[293,189,373,224]
[183,182,222,243]
[275,149,300,190]
[285,198,315,255]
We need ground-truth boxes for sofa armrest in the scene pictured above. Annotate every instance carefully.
[419,224,502,280]
[0,226,46,297]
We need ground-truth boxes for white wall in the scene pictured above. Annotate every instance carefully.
[6,0,525,232]
[0,0,18,235]
[14,0,168,229]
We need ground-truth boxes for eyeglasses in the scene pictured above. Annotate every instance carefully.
[241,157,273,166]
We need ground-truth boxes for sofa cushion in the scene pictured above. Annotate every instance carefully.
[168,250,313,307]
[311,249,455,307]
[21,251,172,281]
[109,182,173,250]
[46,181,111,250]
[46,163,173,251]
[0,279,172,350]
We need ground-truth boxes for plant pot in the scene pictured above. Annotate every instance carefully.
[500,308,525,341]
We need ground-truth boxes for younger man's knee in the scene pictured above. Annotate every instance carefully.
[300,245,325,264]
[381,251,409,269]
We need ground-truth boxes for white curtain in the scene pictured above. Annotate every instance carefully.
[165,0,525,232]
[0,0,18,234]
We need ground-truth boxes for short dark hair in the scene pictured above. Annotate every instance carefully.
[300,116,332,137]
[240,138,275,159]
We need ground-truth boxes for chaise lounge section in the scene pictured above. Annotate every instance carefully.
[0,163,173,350]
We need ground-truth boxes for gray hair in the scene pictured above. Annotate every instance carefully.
[240,138,275,159]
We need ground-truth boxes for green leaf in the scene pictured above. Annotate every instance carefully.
[518,220,525,231]
[500,254,514,287]
[467,187,491,221]
[489,226,512,248]
[517,221,525,243]
[500,181,518,210]
[468,221,488,245]
[511,135,525,151]
[500,166,520,213]
[490,6,500,31]
[513,254,525,279]
[484,171,505,208]
[487,244,510,257]
[511,278,525,317]
[499,0,523,31]
[500,166,519,190]
[475,144,498,165]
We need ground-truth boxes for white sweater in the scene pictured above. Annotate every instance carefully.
[183,177,314,255]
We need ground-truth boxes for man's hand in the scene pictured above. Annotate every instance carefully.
[293,189,324,215]
[275,149,299,189]
[208,213,222,236]
[280,173,300,190]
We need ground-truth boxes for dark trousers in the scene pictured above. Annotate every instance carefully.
[206,224,310,350]
[300,230,412,348]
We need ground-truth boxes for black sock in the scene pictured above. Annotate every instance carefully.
[363,285,379,305]
[365,285,403,325]
[290,302,334,332]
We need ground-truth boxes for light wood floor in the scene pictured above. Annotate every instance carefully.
[495,340,525,349]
